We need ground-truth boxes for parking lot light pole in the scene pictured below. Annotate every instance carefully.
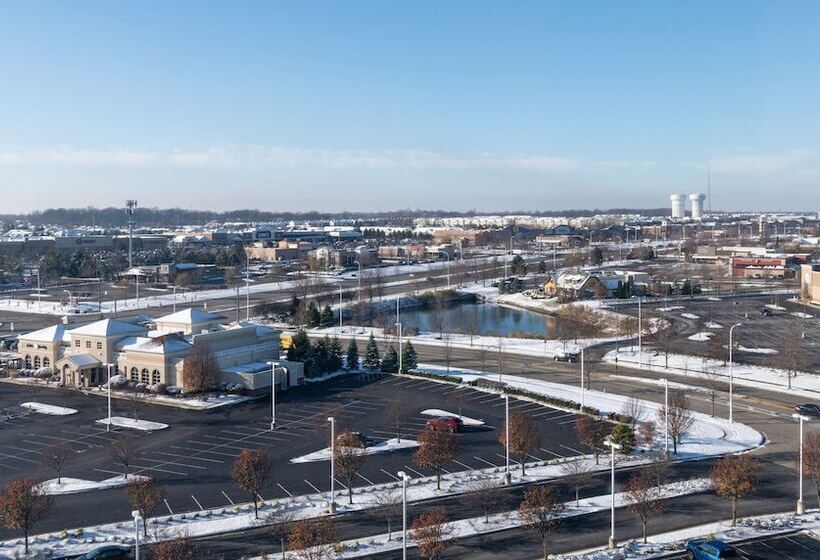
[131,510,142,560]
[339,284,343,330]
[266,361,279,430]
[793,413,810,514]
[637,298,643,368]
[603,438,622,549]
[662,378,669,456]
[728,323,741,423]
[327,416,336,513]
[106,363,113,432]
[580,347,585,411]
[398,470,409,560]
[396,322,403,373]
[503,394,511,485]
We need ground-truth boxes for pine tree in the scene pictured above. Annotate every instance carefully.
[329,337,344,372]
[363,334,381,372]
[381,346,399,373]
[346,339,360,370]
[319,305,334,329]
[313,337,331,374]
[401,341,418,373]
[307,302,321,328]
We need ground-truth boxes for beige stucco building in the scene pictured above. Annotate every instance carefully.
[801,264,820,305]
[17,308,300,392]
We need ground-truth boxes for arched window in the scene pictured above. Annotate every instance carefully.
[140,368,149,383]
[24,355,31,369]
[42,357,50,368]
[130,367,139,381]
[151,370,161,384]
[33,356,41,368]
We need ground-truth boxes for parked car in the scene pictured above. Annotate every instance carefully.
[425,416,463,433]
[685,539,737,559]
[795,404,820,417]
[759,307,772,317]
[336,431,373,447]
[76,545,133,559]
[553,351,578,363]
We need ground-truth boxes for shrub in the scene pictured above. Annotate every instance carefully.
[611,423,636,454]
[405,371,462,384]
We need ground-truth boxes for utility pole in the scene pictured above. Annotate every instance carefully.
[126,200,137,269]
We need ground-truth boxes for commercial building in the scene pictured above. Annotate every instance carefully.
[800,264,820,304]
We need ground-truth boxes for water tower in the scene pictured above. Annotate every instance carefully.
[670,194,686,219]
[689,192,706,220]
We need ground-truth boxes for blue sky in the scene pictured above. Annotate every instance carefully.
[1,1,818,213]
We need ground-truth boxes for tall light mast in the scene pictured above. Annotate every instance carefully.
[126,200,138,268]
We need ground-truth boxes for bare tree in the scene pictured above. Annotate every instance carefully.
[710,454,758,525]
[575,417,608,464]
[442,334,453,374]
[44,441,73,484]
[656,390,695,454]
[647,451,671,490]
[231,448,273,519]
[414,428,458,490]
[108,436,140,479]
[267,507,297,559]
[412,507,453,560]
[373,488,402,540]
[499,412,540,475]
[153,536,197,560]
[0,477,54,556]
[625,470,665,543]
[334,430,368,504]
[384,398,411,443]
[803,432,820,510]
[518,484,565,560]
[560,458,592,506]
[288,518,337,560]
[182,340,218,394]
[779,323,810,390]
[652,320,677,369]
[461,477,500,523]
[620,397,645,428]
[637,421,656,449]
[126,477,167,536]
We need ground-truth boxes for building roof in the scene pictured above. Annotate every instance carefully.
[154,308,224,325]
[60,353,101,369]
[19,324,68,343]
[70,319,147,338]
[118,334,192,355]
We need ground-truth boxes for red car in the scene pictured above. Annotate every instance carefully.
[425,416,463,433]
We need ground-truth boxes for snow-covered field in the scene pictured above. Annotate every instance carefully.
[420,409,486,426]
[20,402,77,416]
[290,438,419,464]
[38,475,147,496]
[95,417,169,431]
[605,348,818,399]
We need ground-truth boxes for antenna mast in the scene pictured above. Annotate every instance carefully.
[126,200,138,268]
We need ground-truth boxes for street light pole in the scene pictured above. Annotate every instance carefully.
[503,394,511,484]
[106,363,113,432]
[327,416,336,513]
[793,413,810,514]
[604,438,622,549]
[398,471,409,560]
[339,283,343,330]
[662,378,669,456]
[580,347,585,411]
[267,361,279,430]
[396,322,403,374]
[729,323,741,423]
[245,253,250,321]
[637,298,643,368]
[131,510,142,560]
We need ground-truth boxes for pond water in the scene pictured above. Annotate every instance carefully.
[398,301,556,338]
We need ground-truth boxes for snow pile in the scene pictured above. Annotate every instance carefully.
[792,311,813,319]
[687,332,714,342]
[705,321,723,329]
[657,306,685,312]
[420,409,486,426]
[765,304,787,311]
[20,402,78,416]
[96,417,169,431]
[291,438,419,464]
[38,475,148,496]
[736,346,778,355]
[681,313,700,319]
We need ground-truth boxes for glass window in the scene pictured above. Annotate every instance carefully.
[151,370,161,384]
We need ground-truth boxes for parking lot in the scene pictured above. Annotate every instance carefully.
[0,373,586,534]
[664,532,820,559]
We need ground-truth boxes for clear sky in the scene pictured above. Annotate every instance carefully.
[1,1,818,213]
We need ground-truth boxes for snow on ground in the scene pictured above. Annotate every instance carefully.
[705,321,723,329]
[707,297,722,301]
[765,304,787,311]
[736,345,778,355]
[681,313,700,319]
[20,402,77,416]
[605,347,819,400]
[92,387,254,411]
[687,332,714,342]
[290,438,419,464]
[246,479,712,560]
[792,311,814,319]
[657,306,685,312]
[420,409,486,426]
[95,417,169,431]
[38,475,148,496]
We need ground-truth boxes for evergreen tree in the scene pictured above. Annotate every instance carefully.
[313,337,331,373]
[329,337,344,372]
[319,305,334,329]
[362,334,381,372]
[346,339,360,370]
[287,295,300,318]
[589,247,604,266]
[381,346,399,373]
[401,341,418,373]
[286,331,315,376]
[537,260,547,274]
[307,302,321,328]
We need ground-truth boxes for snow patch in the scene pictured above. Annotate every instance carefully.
[38,475,148,496]
[687,332,714,342]
[681,313,700,319]
[20,402,78,416]
[96,417,169,431]
[420,409,486,426]
[290,438,419,464]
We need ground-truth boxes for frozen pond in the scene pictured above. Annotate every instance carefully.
[398,301,556,337]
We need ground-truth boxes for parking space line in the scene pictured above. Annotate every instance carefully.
[333,477,348,489]
[560,444,586,456]
[130,463,191,476]
[171,445,238,459]
[402,465,426,478]
[191,495,204,510]
[138,455,207,470]
[164,499,174,514]
[356,472,375,485]
[277,483,293,497]
[0,451,42,465]
[304,480,322,493]
[473,456,501,468]
[217,490,234,505]
[451,459,473,470]
[149,451,224,464]
[379,468,400,481]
